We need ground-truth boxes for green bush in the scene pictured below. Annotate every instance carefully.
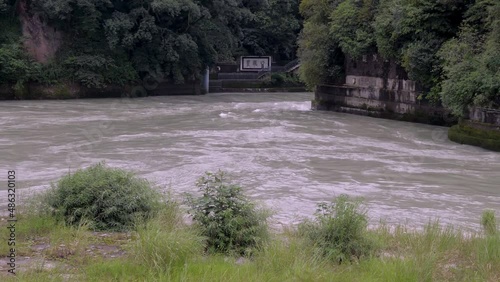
[481,210,498,236]
[298,194,375,264]
[262,72,304,88]
[185,171,269,256]
[45,163,161,231]
[270,73,286,86]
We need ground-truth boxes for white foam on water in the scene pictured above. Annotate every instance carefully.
[1,92,499,231]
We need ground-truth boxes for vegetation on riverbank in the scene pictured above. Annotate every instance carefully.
[298,0,500,117]
[44,163,162,231]
[448,121,500,152]
[0,0,302,93]
[1,165,499,281]
[2,201,499,281]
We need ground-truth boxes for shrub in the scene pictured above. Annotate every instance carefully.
[270,73,286,86]
[481,210,497,236]
[262,72,304,88]
[185,171,269,256]
[45,163,161,231]
[298,194,375,264]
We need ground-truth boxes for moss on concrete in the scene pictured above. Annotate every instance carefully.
[448,122,500,152]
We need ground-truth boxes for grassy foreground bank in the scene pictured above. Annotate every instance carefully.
[1,164,499,281]
[1,206,499,281]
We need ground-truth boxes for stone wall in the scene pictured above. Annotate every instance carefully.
[314,85,454,125]
[0,80,201,100]
[313,54,455,126]
[469,107,500,127]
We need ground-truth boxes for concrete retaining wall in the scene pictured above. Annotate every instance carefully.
[469,107,500,126]
[314,84,456,126]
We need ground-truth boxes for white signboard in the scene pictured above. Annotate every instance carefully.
[240,56,272,72]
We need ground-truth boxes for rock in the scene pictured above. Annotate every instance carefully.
[235,257,249,265]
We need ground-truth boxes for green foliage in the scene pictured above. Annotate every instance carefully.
[329,0,377,58]
[477,232,500,270]
[185,171,269,256]
[0,3,138,89]
[133,199,205,272]
[4,187,500,281]
[45,163,161,231]
[439,1,500,116]
[34,0,113,35]
[298,194,375,263]
[262,72,304,87]
[269,73,286,86]
[29,0,295,86]
[61,54,138,88]
[438,30,484,116]
[448,122,500,152]
[299,0,498,118]
[299,0,378,87]
[0,41,43,93]
[481,210,497,236]
[373,0,467,88]
[1,0,302,92]
[298,0,344,88]
[242,0,302,61]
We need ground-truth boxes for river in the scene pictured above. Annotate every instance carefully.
[1,92,499,230]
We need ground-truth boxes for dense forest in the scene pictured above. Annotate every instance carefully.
[298,0,499,117]
[0,0,301,87]
[0,0,499,117]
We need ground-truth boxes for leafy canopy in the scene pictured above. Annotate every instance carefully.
[298,0,499,115]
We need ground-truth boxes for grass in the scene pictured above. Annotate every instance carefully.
[2,205,499,281]
[131,200,205,272]
[298,195,375,263]
[1,171,498,281]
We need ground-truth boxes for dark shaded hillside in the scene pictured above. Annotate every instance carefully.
[0,0,302,97]
[298,0,499,117]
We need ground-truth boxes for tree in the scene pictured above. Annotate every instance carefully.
[241,0,302,61]
[439,1,500,116]
[2,0,303,90]
[329,0,378,58]
[32,0,269,83]
[298,0,344,87]
[374,0,470,89]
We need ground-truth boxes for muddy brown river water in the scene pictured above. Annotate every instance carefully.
[1,92,499,230]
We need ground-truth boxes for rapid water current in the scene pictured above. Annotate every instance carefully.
[1,92,499,230]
